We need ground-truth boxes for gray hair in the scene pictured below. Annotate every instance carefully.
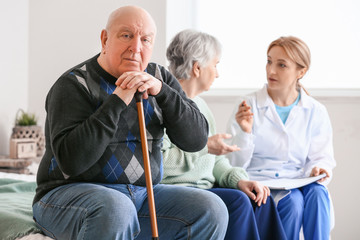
[166,29,222,80]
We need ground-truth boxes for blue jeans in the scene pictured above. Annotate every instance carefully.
[208,188,286,240]
[277,183,330,240]
[33,183,228,240]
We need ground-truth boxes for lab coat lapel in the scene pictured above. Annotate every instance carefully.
[257,85,285,131]
[265,103,285,131]
[284,106,298,128]
[284,89,312,128]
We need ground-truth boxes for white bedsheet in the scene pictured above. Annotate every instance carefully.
[0,172,36,182]
[16,233,52,240]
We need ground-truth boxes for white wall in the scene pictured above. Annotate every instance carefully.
[166,0,197,48]
[202,93,360,240]
[0,0,29,154]
[195,0,360,89]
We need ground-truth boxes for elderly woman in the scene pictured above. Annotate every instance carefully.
[161,29,286,240]
[227,36,336,240]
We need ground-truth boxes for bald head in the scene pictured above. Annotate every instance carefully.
[106,6,157,35]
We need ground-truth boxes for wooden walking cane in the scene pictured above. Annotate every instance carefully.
[135,91,159,240]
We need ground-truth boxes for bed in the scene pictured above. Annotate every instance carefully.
[0,171,51,240]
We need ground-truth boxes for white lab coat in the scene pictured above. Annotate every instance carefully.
[227,85,336,185]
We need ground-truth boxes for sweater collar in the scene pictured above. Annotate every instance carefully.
[89,53,118,85]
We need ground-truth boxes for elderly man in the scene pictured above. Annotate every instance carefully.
[33,6,228,240]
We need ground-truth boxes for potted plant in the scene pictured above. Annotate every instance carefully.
[11,109,45,157]
[15,110,38,126]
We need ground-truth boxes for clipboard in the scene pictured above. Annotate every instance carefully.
[258,173,327,190]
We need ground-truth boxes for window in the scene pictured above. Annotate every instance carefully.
[193,0,360,90]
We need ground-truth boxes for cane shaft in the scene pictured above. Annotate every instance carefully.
[136,100,159,238]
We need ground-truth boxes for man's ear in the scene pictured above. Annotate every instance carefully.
[192,61,200,78]
[100,29,108,53]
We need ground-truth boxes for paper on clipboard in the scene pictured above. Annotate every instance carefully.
[258,173,327,190]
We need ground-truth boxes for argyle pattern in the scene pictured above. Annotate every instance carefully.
[73,64,157,184]
[46,60,164,188]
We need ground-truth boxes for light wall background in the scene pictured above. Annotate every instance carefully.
[195,0,360,89]
[0,0,359,239]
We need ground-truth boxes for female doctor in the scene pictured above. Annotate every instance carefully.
[227,36,336,240]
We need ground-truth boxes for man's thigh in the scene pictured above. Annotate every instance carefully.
[33,183,138,239]
[137,184,228,239]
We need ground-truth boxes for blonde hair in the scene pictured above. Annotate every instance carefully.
[267,36,311,95]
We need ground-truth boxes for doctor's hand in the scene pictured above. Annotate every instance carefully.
[207,134,240,155]
[237,180,270,206]
[115,71,162,100]
[235,100,253,133]
[310,167,330,183]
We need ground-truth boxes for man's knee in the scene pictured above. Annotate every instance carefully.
[88,189,139,234]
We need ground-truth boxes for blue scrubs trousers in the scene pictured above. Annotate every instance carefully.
[208,188,287,240]
[277,183,330,240]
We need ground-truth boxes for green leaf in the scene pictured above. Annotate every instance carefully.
[15,109,38,126]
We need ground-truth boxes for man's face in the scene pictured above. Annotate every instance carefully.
[100,11,156,78]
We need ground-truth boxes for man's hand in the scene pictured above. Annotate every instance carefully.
[112,82,141,105]
[237,180,270,206]
[115,71,162,99]
[235,101,253,133]
[310,166,330,183]
[207,134,240,155]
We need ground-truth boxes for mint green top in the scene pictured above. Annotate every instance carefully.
[161,96,249,189]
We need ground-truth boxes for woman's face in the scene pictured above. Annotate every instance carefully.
[266,46,304,92]
[198,56,220,91]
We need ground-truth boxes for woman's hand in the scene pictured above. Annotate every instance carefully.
[207,133,240,155]
[237,180,270,206]
[310,166,330,183]
[235,101,253,133]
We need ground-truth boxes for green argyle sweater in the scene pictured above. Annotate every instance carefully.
[34,54,208,204]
